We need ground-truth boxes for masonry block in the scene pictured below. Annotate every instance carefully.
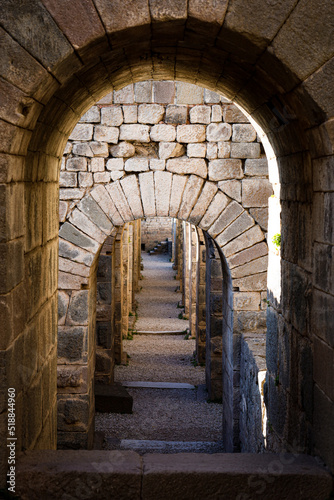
[69,124,93,141]
[138,104,164,124]
[66,157,87,172]
[93,125,119,143]
[189,105,211,124]
[167,157,207,178]
[208,159,243,181]
[165,105,187,124]
[101,106,123,126]
[79,106,100,123]
[169,174,188,217]
[150,124,176,142]
[206,123,232,142]
[177,124,206,143]
[159,142,185,159]
[231,142,261,159]
[120,124,150,142]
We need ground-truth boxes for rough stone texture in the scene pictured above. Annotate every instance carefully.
[189,105,211,124]
[159,142,185,160]
[138,104,165,124]
[167,158,207,178]
[150,124,176,142]
[110,141,136,158]
[165,105,187,124]
[176,82,203,104]
[232,124,257,142]
[242,178,273,207]
[120,124,150,142]
[69,124,93,141]
[187,143,206,158]
[101,106,123,126]
[206,123,232,142]
[124,158,149,172]
[208,159,243,181]
[177,125,206,143]
[231,142,261,159]
[94,125,119,144]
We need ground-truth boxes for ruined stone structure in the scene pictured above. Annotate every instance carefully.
[0,1,333,496]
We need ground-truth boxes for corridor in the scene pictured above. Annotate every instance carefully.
[95,252,223,453]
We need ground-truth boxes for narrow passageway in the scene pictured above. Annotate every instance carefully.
[96,252,223,453]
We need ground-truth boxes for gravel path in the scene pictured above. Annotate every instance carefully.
[95,251,223,451]
[135,252,189,332]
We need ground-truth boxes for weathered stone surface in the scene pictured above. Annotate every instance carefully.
[69,124,93,141]
[123,105,138,123]
[57,325,88,362]
[94,125,119,144]
[150,124,176,142]
[177,125,206,143]
[90,157,105,172]
[234,292,261,311]
[106,181,133,222]
[189,105,211,124]
[78,172,93,188]
[59,238,94,267]
[232,256,268,279]
[109,141,135,158]
[58,270,88,290]
[59,223,100,253]
[167,157,207,178]
[110,171,124,181]
[218,180,241,202]
[59,201,68,222]
[159,142,185,160]
[89,141,109,157]
[66,291,89,326]
[165,105,187,124]
[59,188,85,200]
[114,84,134,104]
[189,182,218,225]
[206,123,232,142]
[134,81,152,103]
[59,172,77,188]
[242,179,273,207]
[106,158,124,171]
[90,185,123,225]
[249,208,268,231]
[206,142,218,160]
[176,82,203,104]
[124,158,149,172]
[232,124,257,142]
[222,225,265,257]
[58,258,89,278]
[231,142,261,159]
[150,159,165,171]
[217,142,231,158]
[155,171,172,217]
[138,104,164,124]
[120,175,143,219]
[69,209,106,243]
[208,159,243,181]
[79,106,100,123]
[120,124,150,142]
[215,211,255,245]
[223,104,249,123]
[178,175,204,220]
[228,242,268,269]
[101,106,123,126]
[139,172,156,217]
[244,158,268,176]
[93,172,110,183]
[169,175,188,217]
[66,157,87,172]
[199,191,229,230]
[233,272,267,292]
[153,81,175,104]
[78,195,113,235]
[72,142,93,157]
[209,201,244,237]
[187,143,206,158]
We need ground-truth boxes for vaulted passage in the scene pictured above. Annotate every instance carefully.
[1,1,333,496]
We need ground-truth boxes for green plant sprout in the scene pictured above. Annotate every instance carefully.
[272,233,281,248]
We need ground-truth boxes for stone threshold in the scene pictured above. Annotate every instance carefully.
[136,330,187,335]
[121,381,196,389]
[107,438,224,454]
[16,451,333,500]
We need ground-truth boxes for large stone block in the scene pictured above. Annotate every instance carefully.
[159,142,185,160]
[59,238,94,267]
[227,241,268,268]
[167,157,207,178]
[232,124,257,142]
[123,105,138,123]
[242,178,273,207]
[79,106,100,123]
[120,124,150,142]
[178,175,204,220]
[58,257,90,279]
[66,291,89,326]
[150,124,176,142]
[233,271,267,292]
[165,105,187,124]
[72,142,93,157]
[120,175,143,219]
[69,124,93,141]
[211,105,223,122]
[57,326,88,363]
[106,181,133,222]
[222,225,265,257]
[69,209,107,244]
[208,200,243,237]
[231,143,261,159]
[150,159,165,170]
[89,157,105,172]
[59,223,100,253]
[66,157,87,172]
[155,171,172,217]
[214,211,255,244]
[206,123,232,142]
[218,180,241,202]
[189,182,218,225]
[124,158,149,172]
[138,104,164,124]
[177,124,206,143]
[169,174,187,217]
[106,158,124,171]
[89,141,109,157]
[189,105,211,124]
[139,172,156,217]
[114,85,134,104]
[199,191,229,230]
[187,143,206,158]
[208,159,243,181]
[206,142,218,160]
[176,82,203,104]
[234,292,261,311]
[94,125,119,144]
[244,158,268,176]
[110,141,136,158]
[223,104,249,123]
[59,172,77,188]
[231,256,268,279]
[101,106,123,126]
[153,81,175,104]
[78,195,113,235]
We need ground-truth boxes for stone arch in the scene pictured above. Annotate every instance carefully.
[1,0,333,485]
[58,172,267,449]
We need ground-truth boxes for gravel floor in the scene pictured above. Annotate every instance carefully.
[95,250,223,450]
[135,252,189,332]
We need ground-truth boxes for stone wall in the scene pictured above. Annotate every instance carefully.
[141,217,173,252]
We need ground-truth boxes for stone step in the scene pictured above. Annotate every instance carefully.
[16,451,333,500]
[106,438,224,454]
[121,381,196,389]
[135,329,186,335]
[95,383,133,413]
